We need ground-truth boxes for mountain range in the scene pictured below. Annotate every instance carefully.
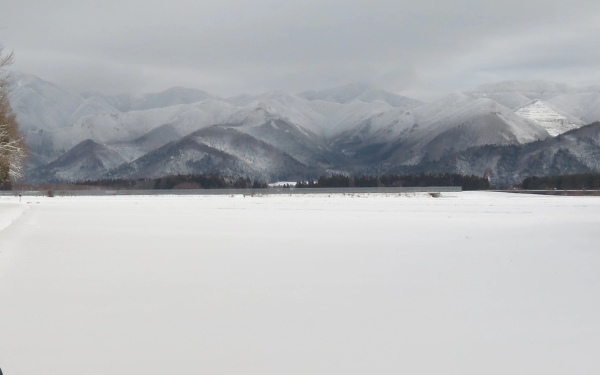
[10,73,600,186]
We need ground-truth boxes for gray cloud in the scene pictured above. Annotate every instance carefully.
[2,0,600,99]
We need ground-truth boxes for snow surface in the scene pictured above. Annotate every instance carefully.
[515,100,581,136]
[1,192,600,375]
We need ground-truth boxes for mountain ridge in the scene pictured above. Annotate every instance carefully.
[10,74,600,186]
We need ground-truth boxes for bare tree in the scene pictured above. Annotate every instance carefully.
[0,45,26,188]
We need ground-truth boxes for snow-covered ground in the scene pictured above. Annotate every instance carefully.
[0,192,599,375]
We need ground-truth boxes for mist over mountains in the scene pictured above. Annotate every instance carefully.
[10,73,600,186]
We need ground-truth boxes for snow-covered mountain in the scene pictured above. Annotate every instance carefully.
[9,74,600,185]
[107,125,319,182]
[10,73,87,131]
[342,96,550,168]
[28,139,128,182]
[407,122,600,186]
[407,98,549,160]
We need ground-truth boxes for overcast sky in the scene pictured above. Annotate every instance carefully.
[2,0,600,99]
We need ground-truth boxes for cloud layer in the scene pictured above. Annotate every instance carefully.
[2,0,600,99]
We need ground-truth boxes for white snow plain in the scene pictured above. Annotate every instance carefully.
[0,192,599,375]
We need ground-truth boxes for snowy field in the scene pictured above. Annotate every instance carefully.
[0,192,599,375]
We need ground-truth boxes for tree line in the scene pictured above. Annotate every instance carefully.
[295,173,491,190]
[76,174,268,190]
[521,173,600,190]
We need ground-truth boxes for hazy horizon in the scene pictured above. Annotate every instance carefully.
[13,70,600,104]
[2,0,600,100]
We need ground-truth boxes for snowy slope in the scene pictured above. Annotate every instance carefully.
[546,90,600,124]
[395,98,549,163]
[224,92,328,135]
[316,100,405,139]
[69,96,120,124]
[9,73,84,131]
[239,119,347,167]
[515,100,582,136]
[50,100,236,153]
